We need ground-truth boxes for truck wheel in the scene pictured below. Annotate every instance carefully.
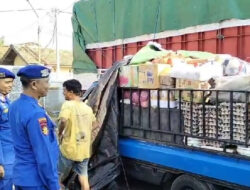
[171,175,209,190]
[161,172,175,190]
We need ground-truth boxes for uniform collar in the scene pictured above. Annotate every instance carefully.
[0,93,8,103]
[20,93,38,104]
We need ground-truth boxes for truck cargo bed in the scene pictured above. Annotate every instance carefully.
[119,87,250,188]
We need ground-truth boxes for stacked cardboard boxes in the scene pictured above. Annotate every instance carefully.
[119,65,139,87]
[176,79,211,103]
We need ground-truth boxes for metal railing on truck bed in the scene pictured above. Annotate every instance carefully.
[118,87,250,160]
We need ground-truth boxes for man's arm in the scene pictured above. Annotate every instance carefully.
[27,112,60,190]
[58,102,71,143]
[58,117,67,144]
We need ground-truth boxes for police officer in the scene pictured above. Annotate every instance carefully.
[0,68,15,190]
[9,65,60,190]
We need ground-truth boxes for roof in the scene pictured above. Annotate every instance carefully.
[0,43,73,67]
[41,48,73,67]
[0,46,9,60]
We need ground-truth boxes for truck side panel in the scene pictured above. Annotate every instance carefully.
[86,26,250,69]
[119,138,250,188]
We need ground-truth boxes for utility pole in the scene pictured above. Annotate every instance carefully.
[26,0,41,63]
[55,9,60,75]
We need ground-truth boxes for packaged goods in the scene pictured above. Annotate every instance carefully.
[138,63,171,89]
[150,90,177,108]
[170,61,223,81]
[119,66,130,87]
[237,146,250,157]
[152,52,184,66]
[210,75,250,103]
[159,75,175,88]
[223,57,250,76]
[158,66,175,88]
[130,65,139,87]
[177,50,216,60]
[215,75,250,90]
[176,79,211,103]
[123,90,149,108]
[186,58,208,67]
[119,65,139,87]
[130,42,171,65]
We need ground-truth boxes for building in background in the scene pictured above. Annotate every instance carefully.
[0,43,72,73]
[0,43,74,117]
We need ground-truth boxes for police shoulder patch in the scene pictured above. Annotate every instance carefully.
[38,117,49,135]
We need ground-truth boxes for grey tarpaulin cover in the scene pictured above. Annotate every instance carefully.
[68,57,131,190]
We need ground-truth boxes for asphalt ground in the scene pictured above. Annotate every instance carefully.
[116,176,163,190]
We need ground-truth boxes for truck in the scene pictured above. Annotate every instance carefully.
[72,1,250,189]
[117,85,250,190]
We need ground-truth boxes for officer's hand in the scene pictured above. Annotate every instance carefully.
[0,165,5,178]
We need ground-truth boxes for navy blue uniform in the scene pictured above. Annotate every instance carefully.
[0,94,15,190]
[9,94,60,190]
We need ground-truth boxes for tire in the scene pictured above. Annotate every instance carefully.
[171,175,209,190]
[162,172,175,190]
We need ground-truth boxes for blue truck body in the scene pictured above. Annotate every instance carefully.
[120,138,250,188]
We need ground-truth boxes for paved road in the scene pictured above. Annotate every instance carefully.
[117,176,163,190]
[120,181,161,190]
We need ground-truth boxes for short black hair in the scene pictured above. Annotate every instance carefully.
[63,79,82,96]
[20,76,33,88]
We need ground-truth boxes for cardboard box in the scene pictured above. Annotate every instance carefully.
[176,79,211,103]
[151,90,175,101]
[159,76,175,88]
[119,65,139,87]
[150,90,176,108]
[130,65,138,87]
[119,66,130,87]
[176,79,210,89]
[138,63,171,89]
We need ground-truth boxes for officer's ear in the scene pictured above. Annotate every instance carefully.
[30,80,38,90]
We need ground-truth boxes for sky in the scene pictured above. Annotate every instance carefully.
[0,0,78,50]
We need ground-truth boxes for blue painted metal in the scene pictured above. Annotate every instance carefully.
[119,138,250,187]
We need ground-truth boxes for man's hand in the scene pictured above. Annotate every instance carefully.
[0,165,5,178]
[58,118,67,135]
[59,134,64,145]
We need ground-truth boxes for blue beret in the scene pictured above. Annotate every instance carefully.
[17,65,51,79]
[0,68,15,79]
